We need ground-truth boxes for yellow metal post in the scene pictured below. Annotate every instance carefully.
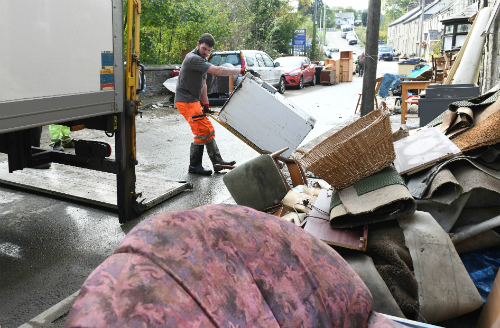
[125,0,141,160]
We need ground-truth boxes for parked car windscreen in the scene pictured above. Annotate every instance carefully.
[274,57,302,67]
[379,46,392,52]
[208,53,241,67]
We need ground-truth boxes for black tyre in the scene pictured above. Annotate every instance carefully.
[310,74,316,86]
[278,76,286,94]
[298,76,303,89]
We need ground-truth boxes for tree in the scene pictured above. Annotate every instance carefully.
[246,0,303,57]
[382,0,418,22]
[361,10,368,26]
[298,0,324,17]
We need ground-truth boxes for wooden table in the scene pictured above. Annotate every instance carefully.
[400,80,431,124]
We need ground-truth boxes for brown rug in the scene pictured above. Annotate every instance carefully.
[453,99,500,151]
[366,220,419,320]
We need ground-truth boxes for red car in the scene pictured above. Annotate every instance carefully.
[274,56,316,89]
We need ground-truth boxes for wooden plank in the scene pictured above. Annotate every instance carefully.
[477,269,500,328]
[305,189,367,251]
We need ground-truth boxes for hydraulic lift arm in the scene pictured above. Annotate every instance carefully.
[117,0,142,222]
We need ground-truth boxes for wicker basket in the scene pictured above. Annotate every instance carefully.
[293,109,395,190]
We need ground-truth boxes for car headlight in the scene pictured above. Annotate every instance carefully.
[289,72,299,77]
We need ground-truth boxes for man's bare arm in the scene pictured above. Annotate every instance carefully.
[201,80,209,106]
[207,65,241,76]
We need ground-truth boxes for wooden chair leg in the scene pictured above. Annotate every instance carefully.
[355,93,362,114]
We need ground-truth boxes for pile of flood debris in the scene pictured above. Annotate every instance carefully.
[221,85,500,327]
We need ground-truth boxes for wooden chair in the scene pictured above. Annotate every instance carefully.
[355,77,383,114]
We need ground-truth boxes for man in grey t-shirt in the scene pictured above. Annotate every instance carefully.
[175,33,245,176]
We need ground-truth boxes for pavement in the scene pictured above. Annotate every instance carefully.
[0,31,401,327]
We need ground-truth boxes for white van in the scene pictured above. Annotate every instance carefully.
[341,25,353,38]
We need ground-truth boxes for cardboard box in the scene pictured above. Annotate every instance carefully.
[398,64,416,76]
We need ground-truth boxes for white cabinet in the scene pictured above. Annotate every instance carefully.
[218,74,316,158]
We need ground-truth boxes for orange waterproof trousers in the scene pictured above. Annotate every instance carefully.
[176,102,215,144]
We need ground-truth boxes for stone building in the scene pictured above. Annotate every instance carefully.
[480,2,500,93]
[387,0,446,57]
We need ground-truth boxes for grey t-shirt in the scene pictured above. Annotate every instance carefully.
[175,48,212,103]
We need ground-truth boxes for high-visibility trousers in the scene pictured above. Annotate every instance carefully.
[176,101,215,144]
[49,124,72,146]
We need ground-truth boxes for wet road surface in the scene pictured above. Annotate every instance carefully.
[0,31,399,327]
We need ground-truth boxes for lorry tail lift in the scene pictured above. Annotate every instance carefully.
[0,0,191,223]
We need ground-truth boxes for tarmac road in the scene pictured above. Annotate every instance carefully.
[0,31,399,327]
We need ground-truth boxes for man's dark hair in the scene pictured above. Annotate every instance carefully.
[199,33,215,47]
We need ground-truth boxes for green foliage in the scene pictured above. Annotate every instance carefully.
[246,0,304,57]
[429,41,441,57]
[355,26,366,46]
[298,0,324,17]
[382,0,418,22]
[379,16,389,43]
[127,0,303,64]
[361,10,368,26]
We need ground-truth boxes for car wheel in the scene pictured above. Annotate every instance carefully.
[298,76,303,89]
[278,76,286,94]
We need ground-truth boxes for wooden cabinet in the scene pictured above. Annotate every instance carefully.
[320,70,336,85]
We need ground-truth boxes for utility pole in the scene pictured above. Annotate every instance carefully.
[319,7,323,45]
[312,0,318,59]
[324,4,327,45]
[418,0,425,58]
[360,0,382,117]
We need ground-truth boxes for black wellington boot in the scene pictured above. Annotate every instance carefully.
[188,143,212,176]
[206,139,236,173]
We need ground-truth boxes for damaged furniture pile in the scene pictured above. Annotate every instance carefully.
[221,81,500,326]
[64,73,500,327]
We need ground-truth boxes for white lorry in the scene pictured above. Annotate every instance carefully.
[0,0,189,222]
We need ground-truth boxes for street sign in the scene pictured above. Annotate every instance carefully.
[293,29,306,46]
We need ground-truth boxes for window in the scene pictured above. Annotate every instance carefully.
[443,36,453,50]
[255,53,265,67]
[429,30,439,40]
[262,54,275,67]
[244,54,255,67]
[455,34,467,48]
[445,25,454,34]
[457,24,470,33]
[208,54,241,67]
[424,33,428,41]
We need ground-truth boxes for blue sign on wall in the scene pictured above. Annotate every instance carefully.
[293,29,306,46]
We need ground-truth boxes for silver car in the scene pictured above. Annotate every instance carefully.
[207,50,286,94]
